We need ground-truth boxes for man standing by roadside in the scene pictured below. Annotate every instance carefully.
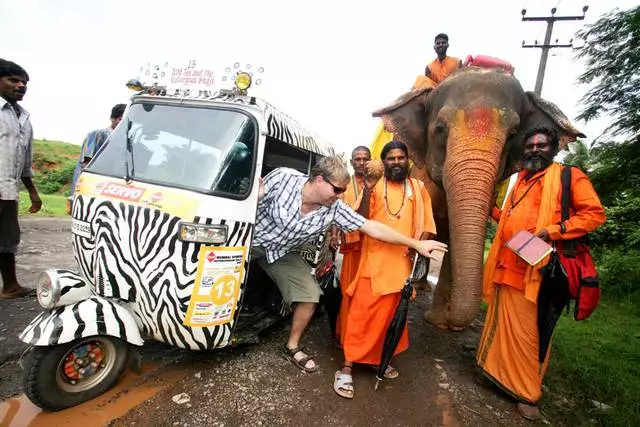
[254,155,446,374]
[67,103,126,214]
[333,141,437,399]
[333,146,371,345]
[0,59,42,299]
[478,128,605,420]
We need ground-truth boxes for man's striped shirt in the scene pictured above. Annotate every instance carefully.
[254,168,365,263]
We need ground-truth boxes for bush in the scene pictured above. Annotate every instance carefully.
[596,248,640,303]
[35,164,76,194]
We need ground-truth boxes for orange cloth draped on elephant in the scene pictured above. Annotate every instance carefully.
[336,175,365,345]
[478,163,605,403]
[342,178,436,364]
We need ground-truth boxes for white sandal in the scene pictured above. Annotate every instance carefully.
[334,370,354,399]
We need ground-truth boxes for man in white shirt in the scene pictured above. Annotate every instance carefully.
[0,59,42,299]
[253,155,446,373]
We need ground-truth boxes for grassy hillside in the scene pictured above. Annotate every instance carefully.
[27,139,80,196]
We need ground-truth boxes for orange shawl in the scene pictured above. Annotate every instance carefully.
[483,163,562,305]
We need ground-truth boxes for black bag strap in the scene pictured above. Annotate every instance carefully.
[561,165,572,222]
[560,165,578,256]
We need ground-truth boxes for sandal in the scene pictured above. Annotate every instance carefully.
[372,365,399,379]
[0,287,36,300]
[283,345,318,373]
[334,370,354,399]
[517,403,541,421]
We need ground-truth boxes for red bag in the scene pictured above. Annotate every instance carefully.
[557,166,601,321]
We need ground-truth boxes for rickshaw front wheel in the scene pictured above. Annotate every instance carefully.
[23,336,129,411]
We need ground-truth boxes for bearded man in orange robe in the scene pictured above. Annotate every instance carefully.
[478,128,605,420]
[333,141,438,399]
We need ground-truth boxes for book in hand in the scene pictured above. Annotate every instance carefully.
[505,230,553,266]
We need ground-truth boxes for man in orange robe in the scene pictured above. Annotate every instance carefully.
[334,146,371,345]
[333,141,438,399]
[425,33,463,85]
[478,128,605,420]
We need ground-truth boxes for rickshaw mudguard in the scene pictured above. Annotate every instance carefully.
[19,296,144,347]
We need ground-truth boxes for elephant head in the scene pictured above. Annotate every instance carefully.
[373,67,584,330]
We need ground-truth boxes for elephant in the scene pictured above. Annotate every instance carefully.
[372,66,584,330]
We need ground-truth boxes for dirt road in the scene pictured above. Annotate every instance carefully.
[1,218,539,426]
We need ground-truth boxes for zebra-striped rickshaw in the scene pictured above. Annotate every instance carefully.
[18,67,340,411]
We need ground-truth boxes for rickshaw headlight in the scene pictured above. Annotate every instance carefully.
[37,270,61,309]
[234,72,252,91]
[178,223,228,244]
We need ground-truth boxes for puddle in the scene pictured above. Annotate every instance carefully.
[0,363,181,427]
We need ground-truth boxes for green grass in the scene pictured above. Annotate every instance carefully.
[543,297,640,426]
[18,191,68,217]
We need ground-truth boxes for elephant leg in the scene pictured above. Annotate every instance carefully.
[425,251,452,329]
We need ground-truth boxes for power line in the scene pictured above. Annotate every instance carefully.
[521,4,588,95]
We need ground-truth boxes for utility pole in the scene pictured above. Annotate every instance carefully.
[521,5,588,95]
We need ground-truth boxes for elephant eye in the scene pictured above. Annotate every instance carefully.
[434,123,446,134]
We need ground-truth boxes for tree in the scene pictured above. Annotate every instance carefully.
[563,140,592,172]
[575,6,640,141]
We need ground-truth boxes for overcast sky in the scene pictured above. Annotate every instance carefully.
[1,0,635,154]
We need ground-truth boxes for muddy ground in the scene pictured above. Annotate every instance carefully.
[1,218,554,426]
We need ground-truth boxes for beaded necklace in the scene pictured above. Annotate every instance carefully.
[383,178,407,219]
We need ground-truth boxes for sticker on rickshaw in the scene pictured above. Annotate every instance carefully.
[76,174,200,219]
[184,246,247,327]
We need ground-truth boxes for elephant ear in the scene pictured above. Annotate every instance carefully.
[372,87,432,168]
[526,91,586,149]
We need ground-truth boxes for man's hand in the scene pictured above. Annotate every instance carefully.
[328,226,341,250]
[258,177,265,200]
[29,191,42,214]
[536,229,550,242]
[412,240,448,259]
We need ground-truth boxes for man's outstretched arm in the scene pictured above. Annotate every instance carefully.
[359,220,446,259]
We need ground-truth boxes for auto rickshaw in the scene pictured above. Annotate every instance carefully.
[19,65,340,411]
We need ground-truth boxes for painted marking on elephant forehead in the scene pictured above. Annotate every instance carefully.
[450,108,506,152]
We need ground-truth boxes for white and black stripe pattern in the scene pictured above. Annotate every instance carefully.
[261,102,336,157]
[19,296,144,346]
[61,194,254,350]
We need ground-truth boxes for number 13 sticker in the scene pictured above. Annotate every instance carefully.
[210,275,239,305]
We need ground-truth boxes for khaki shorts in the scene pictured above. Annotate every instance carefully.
[252,246,321,307]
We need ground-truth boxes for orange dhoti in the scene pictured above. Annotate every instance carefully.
[476,285,551,404]
[341,178,436,364]
[336,247,360,345]
[335,175,365,345]
[342,277,408,364]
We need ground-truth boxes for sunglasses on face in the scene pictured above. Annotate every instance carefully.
[322,175,347,194]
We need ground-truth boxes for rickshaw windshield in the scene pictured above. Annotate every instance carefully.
[88,103,257,197]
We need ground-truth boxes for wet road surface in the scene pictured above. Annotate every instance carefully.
[1,218,538,426]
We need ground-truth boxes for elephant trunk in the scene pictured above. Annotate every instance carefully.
[443,108,506,329]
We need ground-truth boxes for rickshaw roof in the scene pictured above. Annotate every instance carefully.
[130,92,340,158]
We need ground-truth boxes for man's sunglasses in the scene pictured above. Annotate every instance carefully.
[322,175,347,194]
